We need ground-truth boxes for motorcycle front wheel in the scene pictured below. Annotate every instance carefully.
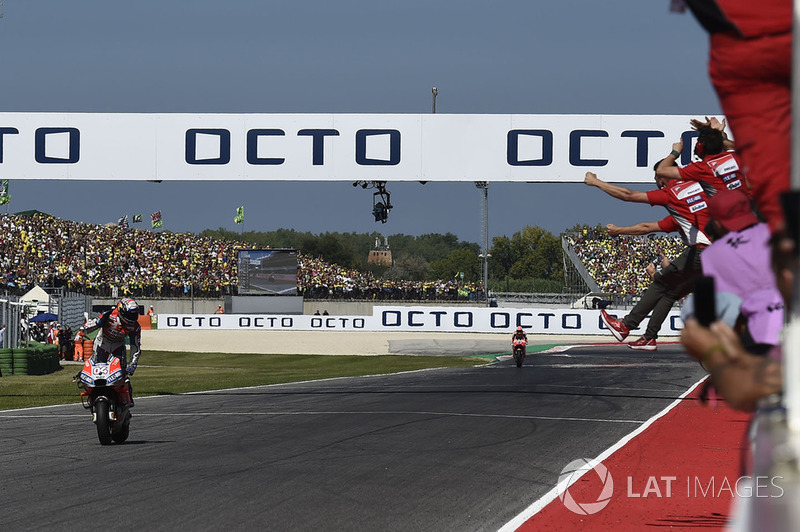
[514,350,524,368]
[95,401,113,445]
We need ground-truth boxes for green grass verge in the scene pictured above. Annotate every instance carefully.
[0,351,492,410]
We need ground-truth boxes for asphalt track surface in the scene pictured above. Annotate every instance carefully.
[0,343,705,531]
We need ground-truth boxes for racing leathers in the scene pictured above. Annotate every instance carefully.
[83,307,142,376]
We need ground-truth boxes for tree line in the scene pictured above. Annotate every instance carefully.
[201,225,575,293]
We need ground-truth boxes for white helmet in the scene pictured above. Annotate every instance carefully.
[117,298,140,325]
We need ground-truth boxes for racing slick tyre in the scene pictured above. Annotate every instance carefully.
[112,417,130,444]
[513,348,524,368]
[95,401,113,445]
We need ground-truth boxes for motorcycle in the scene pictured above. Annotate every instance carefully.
[512,338,527,368]
[76,351,132,445]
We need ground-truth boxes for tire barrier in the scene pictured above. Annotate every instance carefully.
[42,345,61,373]
[12,349,28,375]
[0,344,61,376]
[0,348,12,377]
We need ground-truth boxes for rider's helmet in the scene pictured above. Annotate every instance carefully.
[117,298,140,326]
[516,326,523,333]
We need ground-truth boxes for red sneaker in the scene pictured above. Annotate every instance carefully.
[600,309,630,341]
[628,336,657,351]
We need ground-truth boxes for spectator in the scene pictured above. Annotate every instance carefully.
[57,325,72,361]
[47,322,57,345]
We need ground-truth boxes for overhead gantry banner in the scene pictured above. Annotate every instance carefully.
[0,113,717,183]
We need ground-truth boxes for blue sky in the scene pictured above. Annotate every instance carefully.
[0,1,719,243]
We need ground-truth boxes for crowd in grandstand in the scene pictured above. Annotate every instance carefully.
[0,213,241,298]
[300,255,482,300]
[565,227,684,296]
[0,213,483,301]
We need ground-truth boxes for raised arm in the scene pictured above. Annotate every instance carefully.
[584,172,650,203]
[605,222,662,236]
[656,142,683,180]
[691,116,735,151]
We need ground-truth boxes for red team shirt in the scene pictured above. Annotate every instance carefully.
[647,180,712,248]
[677,151,749,198]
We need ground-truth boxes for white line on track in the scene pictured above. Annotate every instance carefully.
[0,366,455,415]
[497,376,708,532]
[486,362,684,369]
[0,410,646,423]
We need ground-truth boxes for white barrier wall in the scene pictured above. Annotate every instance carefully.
[0,113,718,183]
[158,306,684,336]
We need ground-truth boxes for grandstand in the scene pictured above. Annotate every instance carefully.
[0,211,688,309]
[559,230,685,310]
[0,212,485,303]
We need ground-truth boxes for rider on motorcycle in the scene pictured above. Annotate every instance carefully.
[81,298,142,406]
[511,326,528,344]
[511,326,528,366]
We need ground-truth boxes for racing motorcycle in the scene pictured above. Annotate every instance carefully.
[76,351,132,445]
[512,338,527,368]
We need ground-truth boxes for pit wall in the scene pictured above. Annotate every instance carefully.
[157,306,683,336]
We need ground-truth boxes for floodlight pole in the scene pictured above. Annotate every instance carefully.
[432,87,437,114]
[475,181,490,304]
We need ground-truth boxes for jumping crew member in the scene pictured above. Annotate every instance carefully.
[584,162,712,350]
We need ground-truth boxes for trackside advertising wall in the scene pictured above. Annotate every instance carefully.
[0,113,720,183]
[158,306,684,336]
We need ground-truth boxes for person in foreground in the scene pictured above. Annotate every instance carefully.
[681,318,782,412]
[680,228,796,412]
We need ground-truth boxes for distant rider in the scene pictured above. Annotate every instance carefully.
[81,298,142,406]
[512,326,528,351]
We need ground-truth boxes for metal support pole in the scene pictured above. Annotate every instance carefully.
[475,181,489,304]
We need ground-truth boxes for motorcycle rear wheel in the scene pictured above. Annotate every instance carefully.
[112,418,130,444]
[95,401,113,445]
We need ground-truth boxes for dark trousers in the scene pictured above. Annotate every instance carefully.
[623,246,703,340]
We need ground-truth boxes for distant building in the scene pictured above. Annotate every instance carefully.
[368,236,393,266]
